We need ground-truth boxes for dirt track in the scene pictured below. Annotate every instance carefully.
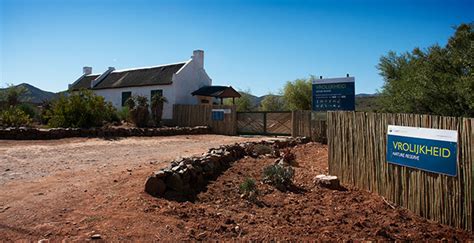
[0,136,472,241]
[0,135,270,240]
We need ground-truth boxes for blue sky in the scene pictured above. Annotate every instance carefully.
[1,0,472,96]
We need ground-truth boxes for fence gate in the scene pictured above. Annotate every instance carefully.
[237,111,292,136]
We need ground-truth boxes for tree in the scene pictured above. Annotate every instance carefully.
[260,93,285,111]
[0,85,33,127]
[0,84,28,108]
[151,94,168,125]
[377,23,474,117]
[126,95,150,127]
[282,77,313,110]
[225,89,254,111]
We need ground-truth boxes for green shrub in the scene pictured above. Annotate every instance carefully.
[108,107,120,123]
[239,177,256,193]
[117,106,130,122]
[38,100,53,125]
[18,103,38,121]
[0,107,32,127]
[0,84,28,108]
[125,95,150,127]
[239,177,258,202]
[151,94,167,126]
[263,164,294,191]
[47,89,117,128]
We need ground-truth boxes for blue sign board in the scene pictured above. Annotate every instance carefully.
[386,125,458,176]
[211,110,224,121]
[312,77,355,111]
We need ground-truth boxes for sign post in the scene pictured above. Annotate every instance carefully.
[312,76,355,111]
[211,109,231,121]
[386,125,458,176]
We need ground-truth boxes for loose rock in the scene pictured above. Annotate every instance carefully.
[144,137,311,199]
[144,176,166,196]
[314,174,342,190]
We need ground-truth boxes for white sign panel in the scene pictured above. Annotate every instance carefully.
[387,125,458,176]
[387,125,457,142]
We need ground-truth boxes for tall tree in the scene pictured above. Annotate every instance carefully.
[225,89,254,111]
[282,77,313,110]
[0,84,28,108]
[260,93,285,111]
[377,23,473,117]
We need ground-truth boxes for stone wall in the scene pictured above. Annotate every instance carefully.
[144,137,310,201]
[0,126,210,140]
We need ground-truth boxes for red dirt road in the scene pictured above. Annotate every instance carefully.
[0,137,472,241]
[0,135,271,241]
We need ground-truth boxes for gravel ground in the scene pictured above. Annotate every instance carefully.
[0,135,270,184]
[0,135,273,241]
[1,137,472,241]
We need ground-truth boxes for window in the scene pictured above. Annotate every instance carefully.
[151,89,163,100]
[121,91,132,106]
[201,99,210,104]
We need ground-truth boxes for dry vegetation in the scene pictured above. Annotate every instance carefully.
[1,139,472,241]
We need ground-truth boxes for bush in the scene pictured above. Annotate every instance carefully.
[117,106,130,122]
[47,89,117,128]
[126,95,150,127]
[151,94,167,126]
[262,164,294,191]
[239,177,256,193]
[0,107,32,127]
[38,100,53,125]
[18,103,38,121]
[239,177,258,202]
[0,84,28,108]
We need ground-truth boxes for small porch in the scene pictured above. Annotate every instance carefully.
[191,86,241,105]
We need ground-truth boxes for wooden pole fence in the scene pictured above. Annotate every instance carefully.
[327,111,473,231]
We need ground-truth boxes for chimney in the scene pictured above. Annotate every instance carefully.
[191,50,204,69]
[83,66,92,75]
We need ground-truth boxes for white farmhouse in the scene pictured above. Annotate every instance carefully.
[69,50,239,120]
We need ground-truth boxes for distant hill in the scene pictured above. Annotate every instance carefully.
[0,83,59,104]
[247,94,266,108]
[355,95,381,112]
[356,93,378,98]
[1,83,381,112]
[245,93,380,112]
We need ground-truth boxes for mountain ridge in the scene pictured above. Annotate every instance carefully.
[1,83,379,111]
[0,83,59,104]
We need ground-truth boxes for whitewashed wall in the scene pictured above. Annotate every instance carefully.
[90,50,213,120]
[94,84,175,119]
[173,52,212,105]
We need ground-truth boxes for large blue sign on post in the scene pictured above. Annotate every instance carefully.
[312,76,355,111]
[386,125,458,176]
